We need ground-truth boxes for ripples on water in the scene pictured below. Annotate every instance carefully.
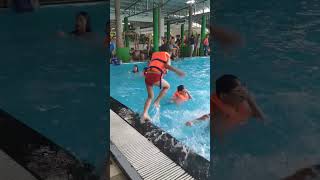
[213,0,320,179]
[0,4,107,168]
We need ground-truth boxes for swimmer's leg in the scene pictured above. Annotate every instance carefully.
[141,84,154,123]
[153,79,170,108]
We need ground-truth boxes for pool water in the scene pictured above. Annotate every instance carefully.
[110,57,210,160]
[0,3,107,169]
[212,0,320,179]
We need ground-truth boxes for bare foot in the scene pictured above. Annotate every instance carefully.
[140,114,151,124]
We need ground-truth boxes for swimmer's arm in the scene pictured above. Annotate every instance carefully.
[197,114,210,120]
[247,95,265,120]
[186,90,192,99]
[170,94,177,102]
[186,114,210,126]
[165,64,185,77]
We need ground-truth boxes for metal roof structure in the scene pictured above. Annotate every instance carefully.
[110,0,209,29]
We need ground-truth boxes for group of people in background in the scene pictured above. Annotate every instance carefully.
[109,31,210,64]
[160,33,210,59]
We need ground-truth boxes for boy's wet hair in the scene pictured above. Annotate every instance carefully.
[177,85,185,91]
[216,74,239,96]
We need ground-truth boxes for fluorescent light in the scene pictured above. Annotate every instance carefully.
[186,0,195,4]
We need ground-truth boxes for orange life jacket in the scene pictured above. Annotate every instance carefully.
[147,51,170,74]
[144,52,170,89]
[211,93,252,125]
[173,91,190,102]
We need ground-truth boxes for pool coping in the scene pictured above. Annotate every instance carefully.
[110,140,142,180]
[0,108,101,180]
[110,109,195,180]
[110,96,210,180]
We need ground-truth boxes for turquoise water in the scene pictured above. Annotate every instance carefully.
[0,3,107,169]
[110,57,210,160]
[212,0,320,179]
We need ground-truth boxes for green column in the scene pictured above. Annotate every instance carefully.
[124,17,129,48]
[153,7,159,52]
[166,21,170,43]
[188,5,192,38]
[181,24,184,48]
[200,15,206,56]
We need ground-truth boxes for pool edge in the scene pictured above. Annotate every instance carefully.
[110,96,210,180]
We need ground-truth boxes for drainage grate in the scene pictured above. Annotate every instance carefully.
[110,110,195,180]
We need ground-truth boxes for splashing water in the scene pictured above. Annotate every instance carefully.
[111,57,210,160]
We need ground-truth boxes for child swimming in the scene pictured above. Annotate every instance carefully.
[171,85,192,104]
[140,51,185,123]
[132,65,139,73]
[185,74,265,135]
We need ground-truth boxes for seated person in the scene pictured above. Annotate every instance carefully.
[140,52,146,61]
[171,85,192,104]
[185,74,265,136]
[129,48,134,56]
[133,50,140,60]
[110,57,121,65]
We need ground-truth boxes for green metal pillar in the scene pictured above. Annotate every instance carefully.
[153,7,159,52]
[181,24,185,57]
[181,24,184,48]
[166,21,170,43]
[200,15,206,56]
[124,17,129,48]
[188,5,192,38]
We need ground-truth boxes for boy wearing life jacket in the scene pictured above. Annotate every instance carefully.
[171,85,192,104]
[185,75,265,134]
[141,51,185,123]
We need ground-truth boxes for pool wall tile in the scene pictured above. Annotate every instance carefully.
[0,109,101,180]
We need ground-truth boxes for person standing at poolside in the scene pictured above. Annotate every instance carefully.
[203,34,210,56]
[141,51,185,123]
[194,34,200,56]
[189,34,195,57]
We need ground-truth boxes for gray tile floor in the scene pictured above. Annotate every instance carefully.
[0,150,37,180]
[110,156,128,180]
